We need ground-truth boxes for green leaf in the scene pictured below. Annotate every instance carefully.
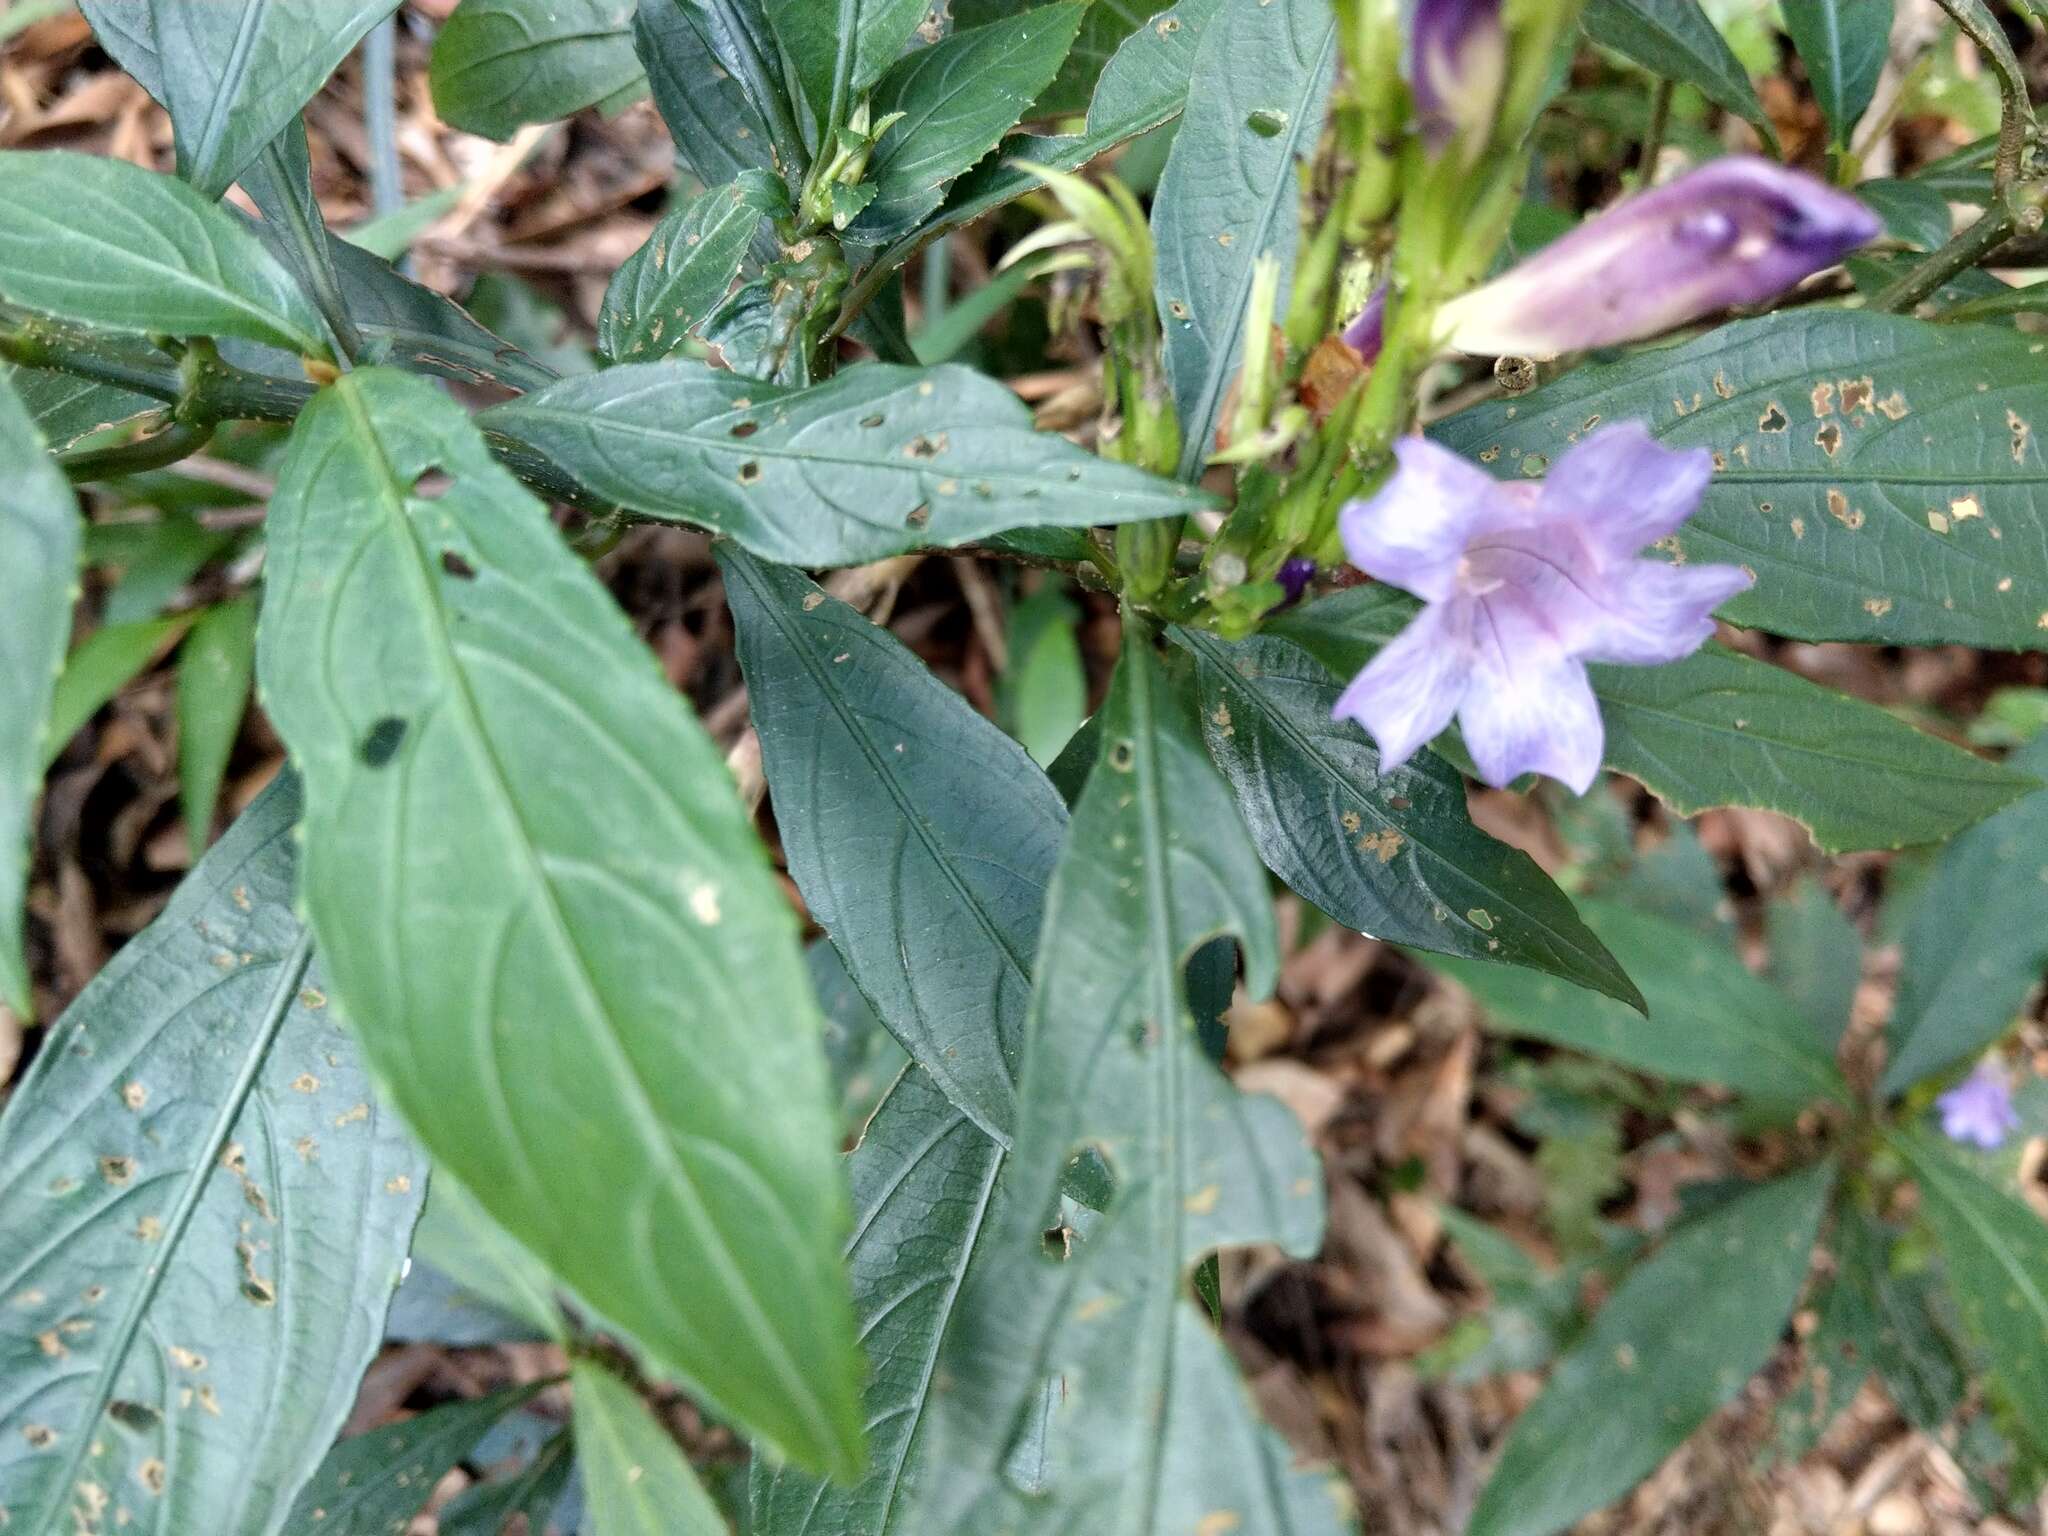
[1151,0,1335,478]
[724,552,1065,1141]
[0,150,327,355]
[954,0,1156,119]
[1580,0,1775,146]
[1780,0,1892,149]
[572,1360,727,1535]
[1420,900,1848,1109]
[850,4,1087,245]
[328,236,558,393]
[767,0,930,142]
[751,1066,1011,1536]
[634,0,780,190]
[286,1383,548,1535]
[1860,178,1954,252]
[435,1428,574,1536]
[1891,1128,2048,1459]
[1468,1163,1832,1536]
[410,1170,567,1341]
[430,0,645,140]
[1882,731,2048,1094]
[43,615,189,772]
[0,778,428,1536]
[175,593,255,857]
[0,368,78,1019]
[662,0,810,177]
[597,171,783,363]
[143,0,399,199]
[1430,310,2048,651]
[2,363,158,454]
[1000,580,1088,766]
[481,359,1209,565]
[1765,879,1862,1050]
[910,0,1223,270]
[99,512,232,626]
[922,623,1339,1531]
[1174,625,1641,1008]
[255,367,864,1476]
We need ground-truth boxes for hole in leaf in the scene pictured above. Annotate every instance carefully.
[441,550,477,580]
[409,467,451,501]
[359,716,407,768]
[737,461,763,485]
[1107,739,1135,772]
[905,504,930,529]
[107,1400,161,1432]
[1245,109,1287,137]
[1060,1144,1116,1212]
[729,420,758,439]
[859,413,885,428]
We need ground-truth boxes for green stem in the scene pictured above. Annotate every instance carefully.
[1638,78,1674,188]
[59,418,215,481]
[1930,0,2031,196]
[1870,201,2017,313]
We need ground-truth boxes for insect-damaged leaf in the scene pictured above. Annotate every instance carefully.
[255,367,864,1476]
[0,778,426,1536]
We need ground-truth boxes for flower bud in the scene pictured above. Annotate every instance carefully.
[1434,158,1880,360]
[1339,284,1387,366]
[1411,0,1506,160]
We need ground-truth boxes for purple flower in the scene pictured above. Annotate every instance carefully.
[1340,285,1387,366]
[1331,423,1751,792]
[1434,158,1879,360]
[1411,0,1505,157]
[1936,1064,2020,1150]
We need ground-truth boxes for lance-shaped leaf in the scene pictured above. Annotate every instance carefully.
[1781,0,1891,150]
[1152,0,1337,478]
[1581,0,1776,148]
[1432,310,2048,652]
[0,151,326,355]
[598,171,784,363]
[255,367,864,1475]
[849,4,1087,246]
[921,626,1340,1531]
[141,0,399,198]
[327,236,558,393]
[1883,731,2048,1095]
[905,0,1224,275]
[0,777,426,1536]
[767,0,930,143]
[635,0,778,190]
[665,0,810,178]
[573,1360,727,1535]
[175,593,256,856]
[431,0,645,139]
[751,1066,1012,1536]
[1422,900,1848,1110]
[1175,626,1639,1007]
[0,369,78,1020]
[1468,1164,1833,1536]
[3,363,158,454]
[1890,1128,2048,1458]
[481,359,1208,565]
[723,552,1063,1142]
[953,0,1154,118]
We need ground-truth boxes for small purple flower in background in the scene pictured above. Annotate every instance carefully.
[1936,1064,2020,1150]
[1411,0,1505,158]
[1340,285,1387,367]
[1265,556,1318,616]
[1435,157,1879,360]
[1332,423,1751,792]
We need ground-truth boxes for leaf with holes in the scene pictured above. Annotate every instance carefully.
[1173,625,1640,1007]
[1468,1164,1833,1536]
[598,171,784,363]
[1780,0,1892,149]
[918,623,1341,1532]
[724,551,1066,1140]
[573,1360,727,1535]
[1883,731,2048,1094]
[1151,0,1336,478]
[0,777,426,1536]
[0,151,326,355]
[1890,1129,2048,1458]
[0,368,77,1020]
[481,359,1209,565]
[849,4,1087,245]
[255,367,864,1476]
[1581,0,1775,147]
[1431,310,2048,651]
[430,0,644,140]
[1421,900,1847,1110]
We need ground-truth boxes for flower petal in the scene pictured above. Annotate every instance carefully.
[1540,421,1714,560]
[1574,559,1753,665]
[1460,597,1604,793]
[1339,438,1519,602]
[1331,598,1473,771]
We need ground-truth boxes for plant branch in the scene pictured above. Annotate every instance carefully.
[1931,0,2032,195]
[1637,78,1674,187]
[58,417,216,481]
[1869,200,2018,313]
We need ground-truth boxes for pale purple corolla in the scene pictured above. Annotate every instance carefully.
[1433,158,1879,360]
[1936,1064,2020,1150]
[1332,423,1751,793]
[1411,0,1505,157]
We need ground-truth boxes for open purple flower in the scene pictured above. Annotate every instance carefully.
[1936,1064,2020,1150]
[1332,423,1751,792]
[1435,157,1879,360]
